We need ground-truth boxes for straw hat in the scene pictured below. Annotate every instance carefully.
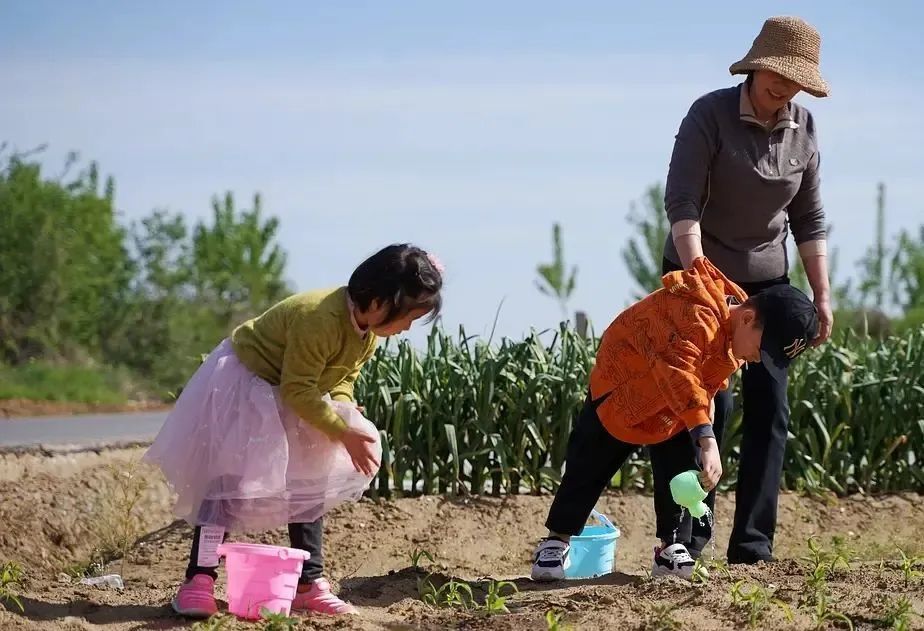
[730,16,829,98]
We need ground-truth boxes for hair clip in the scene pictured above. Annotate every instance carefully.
[426,252,445,276]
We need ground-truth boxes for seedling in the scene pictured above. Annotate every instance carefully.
[730,580,793,629]
[409,547,435,571]
[259,608,299,630]
[643,603,681,631]
[692,557,732,585]
[190,614,232,631]
[418,574,474,609]
[0,561,24,613]
[802,536,851,579]
[809,589,853,631]
[482,580,517,614]
[896,547,923,586]
[880,596,915,631]
[546,609,571,631]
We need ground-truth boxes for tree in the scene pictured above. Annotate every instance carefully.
[621,183,668,298]
[535,223,578,320]
[191,192,291,331]
[0,148,133,362]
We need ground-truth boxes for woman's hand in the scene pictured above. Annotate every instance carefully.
[697,436,723,491]
[340,428,379,477]
[813,295,834,347]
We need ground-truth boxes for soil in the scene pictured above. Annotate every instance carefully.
[1,447,922,630]
[0,399,170,419]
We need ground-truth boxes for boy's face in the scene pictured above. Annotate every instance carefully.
[731,307,764,364]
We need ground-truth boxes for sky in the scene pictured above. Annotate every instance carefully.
[2,1,923,346]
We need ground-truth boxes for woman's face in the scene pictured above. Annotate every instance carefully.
[750,70,802,115]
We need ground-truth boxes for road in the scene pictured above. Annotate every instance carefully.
[0,410,169,448]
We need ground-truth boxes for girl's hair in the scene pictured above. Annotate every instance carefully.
[348,244,443,324]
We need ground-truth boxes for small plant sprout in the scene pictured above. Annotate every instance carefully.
[880,596,917,631]
[896,546,923,586]
[809,589,853,631]
[409,547,435,571]
[692,557,732,585]
[0,561,25,613]
[482,580,518,614]
[259,608,299,630]
[190,614,232,631]
[417,574,474,610]
[642,601,682,631]
[730,580,793,629]
[546,609,571,631]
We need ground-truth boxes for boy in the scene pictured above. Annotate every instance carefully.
[531,257,818,581]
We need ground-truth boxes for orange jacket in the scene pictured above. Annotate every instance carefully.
[589,257,748,445]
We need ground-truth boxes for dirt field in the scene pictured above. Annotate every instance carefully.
[1,447,922,630]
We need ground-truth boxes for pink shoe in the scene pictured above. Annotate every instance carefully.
[291,578,357,615]
[171,574,218,618]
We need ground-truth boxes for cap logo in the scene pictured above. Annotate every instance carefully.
[784,338,807,359]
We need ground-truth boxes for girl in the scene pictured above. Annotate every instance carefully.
[143,243,444,618]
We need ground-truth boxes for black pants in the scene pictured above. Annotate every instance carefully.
[661,257,790,562]
[545,395,702,547]
[186,520,325,583]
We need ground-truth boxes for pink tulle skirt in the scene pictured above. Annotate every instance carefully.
[143,339,381,532]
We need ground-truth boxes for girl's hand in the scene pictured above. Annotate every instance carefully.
[697,436,723,491]
[340,427,379,477]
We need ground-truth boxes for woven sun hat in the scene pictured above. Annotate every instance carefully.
[730,16,829,98]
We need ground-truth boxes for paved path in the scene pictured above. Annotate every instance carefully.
[0,410,169,448]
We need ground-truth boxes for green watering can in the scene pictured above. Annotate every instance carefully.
[669,470,709,519]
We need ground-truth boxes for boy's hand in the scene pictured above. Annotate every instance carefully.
[697,436,722,491]
[340,427,379,477]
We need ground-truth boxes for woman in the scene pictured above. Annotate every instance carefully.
[653,15,834,569]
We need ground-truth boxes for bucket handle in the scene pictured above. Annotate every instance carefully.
[590,509,618,533]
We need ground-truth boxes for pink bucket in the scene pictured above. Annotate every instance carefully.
[216,543,310,620]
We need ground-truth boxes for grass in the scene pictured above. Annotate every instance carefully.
[879,596,916,631]
[0,561,24,613]
[0,360,134,404]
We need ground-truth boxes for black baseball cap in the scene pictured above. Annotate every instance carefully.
[751,284,820,380]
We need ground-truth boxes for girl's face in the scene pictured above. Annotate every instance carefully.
[365,301,433,337]
[750,70,802,117]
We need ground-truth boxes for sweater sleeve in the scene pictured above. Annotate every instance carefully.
[664,97,720,225]
[650,333,712,434]
[329,341,377,403]
[280,313,348,438]
[788,148,826,245]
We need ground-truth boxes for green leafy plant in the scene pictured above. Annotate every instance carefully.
[259,608,300,630]
[691,557,732,585]
[0,561,25,613]
[190,614,232,631]
[482,580,518,614]
[880,596,915,631]
[546,609,571,631]
[409,547,434,571]
[730,580,793,628]
[417,574,474,610]
[809,589,853,631]
[642,601,682,631]
[896,546,923,586]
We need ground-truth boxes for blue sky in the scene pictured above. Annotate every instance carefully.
[2,1,923,345]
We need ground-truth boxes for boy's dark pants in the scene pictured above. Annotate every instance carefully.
[661,257,790,563]
[545,395,701,547]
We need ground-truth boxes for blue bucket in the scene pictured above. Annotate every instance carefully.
[564,509,621,579]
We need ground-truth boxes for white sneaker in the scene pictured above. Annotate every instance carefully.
[531,538,570,581]
[651,543,696,580]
